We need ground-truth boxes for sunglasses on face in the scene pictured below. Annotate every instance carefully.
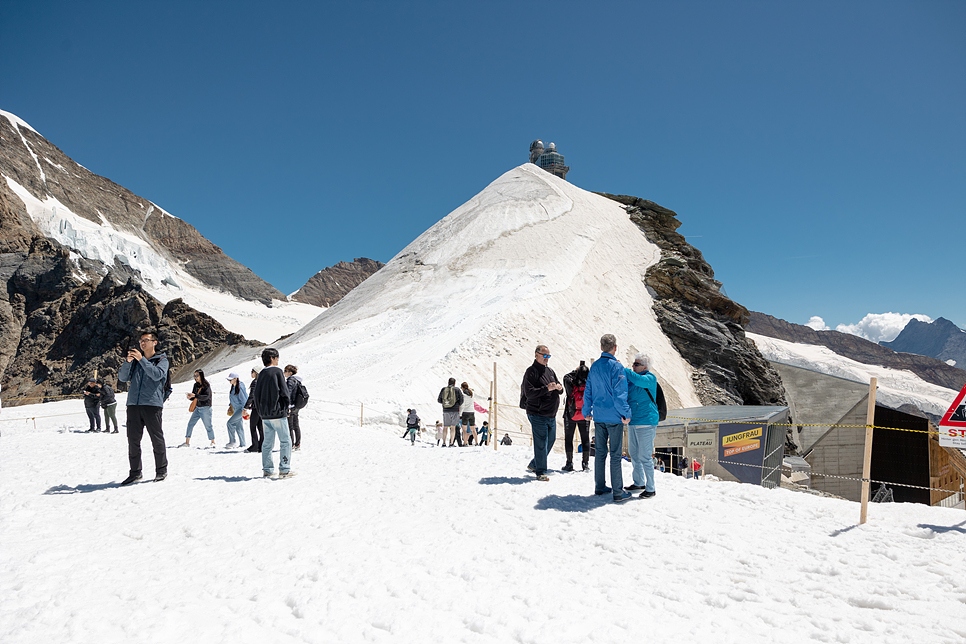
[540,354,551,359]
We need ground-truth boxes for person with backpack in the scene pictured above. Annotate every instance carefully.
[521,344,562,481]
[225,372,248,449]
[406,408,420,445]
[437,378,464,447]
[562,361,591,472]
[97,379,118,433]
[82,376,102,433]
[243,368,264,452]
[284,364,307,451]
[117,330,169,485]
[624,352,659,499]
[180,370,215,448]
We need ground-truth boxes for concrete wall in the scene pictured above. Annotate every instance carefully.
[804,397,869,501]
[771,362,870,453]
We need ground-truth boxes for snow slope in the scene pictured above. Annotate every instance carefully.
[1,397,964,644]
[748,332,959,418]
[2,111,321,343]
[271,164,700,431]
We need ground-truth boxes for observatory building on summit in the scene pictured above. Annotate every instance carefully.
[528,140,570,180]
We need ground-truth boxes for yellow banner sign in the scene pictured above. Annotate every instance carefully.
[721,427,762,446]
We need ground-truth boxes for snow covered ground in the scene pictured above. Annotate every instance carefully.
[748,333,960,417]
[1,397,965,643]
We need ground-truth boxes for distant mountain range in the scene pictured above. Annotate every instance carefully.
[882,317,966,370]
[747,311,966,392]
[291,258,384,308]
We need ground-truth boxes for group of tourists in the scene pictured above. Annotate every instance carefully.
[115,330,305,486]
[521,334,660,503]
[435,379,491,447]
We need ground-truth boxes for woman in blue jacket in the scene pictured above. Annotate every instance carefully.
[624,353,659,498]
[225,372,248,449]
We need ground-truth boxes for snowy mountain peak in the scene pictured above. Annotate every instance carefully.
[276,164,701,424]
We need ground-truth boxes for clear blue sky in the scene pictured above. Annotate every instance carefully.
[3,0,964,330]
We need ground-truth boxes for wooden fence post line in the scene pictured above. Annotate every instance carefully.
[860,377,877,525]
[489,379,495,451]
[360,403,363,427]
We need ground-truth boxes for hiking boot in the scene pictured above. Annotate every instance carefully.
[594,487,612,496]
[624,484,645,491]
[639,490,656,499]
[613,491,633,503]
[154,472,167,482]
[278,471,297,479]
[121,473,142,486]
[527,464,536,473]
[263,471,275,478]
[561,463,574,472]
[536,474,550,481]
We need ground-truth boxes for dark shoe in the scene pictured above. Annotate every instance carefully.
[536,474,550,481]
[594,487,612,496]
[278,471,297,479]
[625,484,645,491]
[112,429,119,434]
[639,490,656,499]
[246,446,260,453]
[527,464,536,473]
[121,473,142,486]
[582,462,590,471]
[154,472,167,482]
[561,463,574,472]
[613,491,633,503]
[102,428,111,433]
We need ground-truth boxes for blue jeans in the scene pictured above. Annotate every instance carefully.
[227,409,247,446]
[261,417,292,474]
[628,424,656,492]
[527,415,557,476]
[594,422,625,498]
[185,406,214,440]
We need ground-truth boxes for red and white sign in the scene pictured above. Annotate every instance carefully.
[938,383,966,448]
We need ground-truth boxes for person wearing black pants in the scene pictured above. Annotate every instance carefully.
[245,368,264,452]
[83,377,102,432]
[117,331,169,485]
[562,361,591,471]
[284,365,303,450]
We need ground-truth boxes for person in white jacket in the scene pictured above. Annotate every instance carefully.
[459,382,478,446]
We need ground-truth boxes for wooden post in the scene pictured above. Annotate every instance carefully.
[859,377,877,525]
[360,403,363,427]
[493,361,498,451]
[489,379,495,451]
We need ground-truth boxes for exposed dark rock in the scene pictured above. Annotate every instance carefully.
[881,317,966,370]
[0,240,262,406]
[0,114,284,304]
[598,193,786,407]
[291,258,384,307]
[747,311,966,392]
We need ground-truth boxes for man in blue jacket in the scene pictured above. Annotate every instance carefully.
[117,331,169,485]
[583,334,633,502]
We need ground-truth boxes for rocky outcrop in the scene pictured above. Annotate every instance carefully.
[0,113,284,304]
[1,235,262,406]
[882,317,966,369]
[599,193,786,406]
[291,258,384,307]
[747,311,966,392]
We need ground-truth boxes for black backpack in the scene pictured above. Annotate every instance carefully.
[645,382,668,422]
[293,381,310,410]
[148,356,174,403]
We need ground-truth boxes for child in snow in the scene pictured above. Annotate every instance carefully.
[406,409,420,445]
[435,421,444,446]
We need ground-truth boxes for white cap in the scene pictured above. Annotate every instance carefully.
[227,372,240,380]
